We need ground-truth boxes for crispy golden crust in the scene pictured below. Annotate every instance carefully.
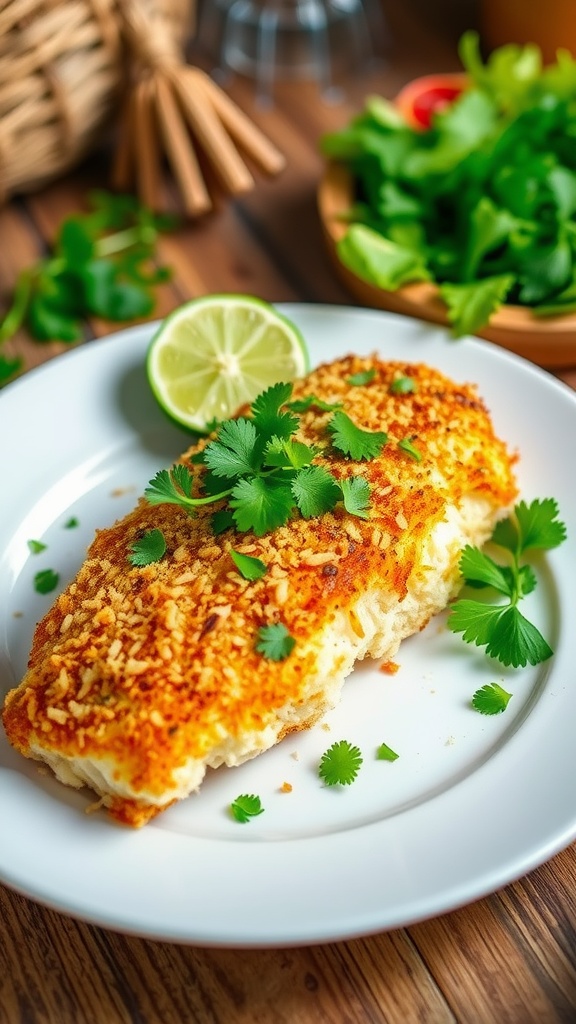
[2,356,517,827]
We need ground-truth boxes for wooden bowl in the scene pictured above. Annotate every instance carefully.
[318,162,576,368]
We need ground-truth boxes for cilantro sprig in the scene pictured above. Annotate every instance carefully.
[449,499,566,667]
[0,191,175,385]
[145,381,378,536]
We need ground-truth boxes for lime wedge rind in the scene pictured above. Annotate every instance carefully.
[146,295,310,433]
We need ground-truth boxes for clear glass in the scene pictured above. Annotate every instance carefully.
[201,0,378,106]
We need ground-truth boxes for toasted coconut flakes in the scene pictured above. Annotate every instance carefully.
[396,512,408,530]
[125,658,150,676]
[77,668,97,701]
[60,614,74,634]
[46,706,68,724]
[345,522,363,543]
[198,544,222,559]
[68,700,90,719]
[108,638,122,660]
[165,601,181,631]
[275,578,289,605]
[149,710,165,728]
[302,551,339,566]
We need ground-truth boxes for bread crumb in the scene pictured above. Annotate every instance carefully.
[380,660,400,675]
[280,781,293,793]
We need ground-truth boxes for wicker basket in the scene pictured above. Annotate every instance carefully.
[0,0,193,202]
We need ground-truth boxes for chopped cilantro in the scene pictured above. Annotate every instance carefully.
[347,368,376,386]
[286,394,343,413]
[145,382,373,536]
[27,539,47,555]
[328,410,388,461]
[64,517,79,529]
[398,437,422,462]
[230,550,267,581]
[319,740,363,786]
[390,376,416,395]
[376,742,399,761]
[128,528,166,566]
[255,622,296,661]
[230,794,264,823]
[472,683,512,715]
[339,476,371,518]
[34,569,59,595]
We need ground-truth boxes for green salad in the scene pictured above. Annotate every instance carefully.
[321,32,576,337]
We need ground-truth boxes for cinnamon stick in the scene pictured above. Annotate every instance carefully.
[154,74,212,216]
[189,68,286,177]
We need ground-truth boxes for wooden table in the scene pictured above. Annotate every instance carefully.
[1,3,575,1021]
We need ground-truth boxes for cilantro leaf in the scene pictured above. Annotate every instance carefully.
[230,794,264,823]
[514,498,567,553]
[339,476,371,518]
[319,740,363,786]
[471,683,512,715]
[390,376,416,395]
[286,394,343,413]
[376,742,399,761]
[255,622,296,661]
[128,528,166,566]
[459,545,514,595]
[204,418,259,478]
[28,539,47,554]
[398,437,422,462]
[64,517,79,529]
[230,550,267,581]
[34,569,59,595]
[264,437,317,470]
[485,605,553,668]
[230,477,294,535]
[448,600,506,649]
[291,466,341,518]
[250,382,299,440]
[347,368,376,386]
[211,509,235,535]
[328,411,388,461]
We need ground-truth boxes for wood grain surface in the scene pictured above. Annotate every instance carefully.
[1,2,575,1021]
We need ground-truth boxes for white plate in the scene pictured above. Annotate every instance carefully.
[1,305,575,947]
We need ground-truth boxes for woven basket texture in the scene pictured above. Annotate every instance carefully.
[0,0,192,202]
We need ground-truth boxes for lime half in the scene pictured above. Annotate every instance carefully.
[146,294,310,432]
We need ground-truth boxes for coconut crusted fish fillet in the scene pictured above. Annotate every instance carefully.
[2,355,517,827]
